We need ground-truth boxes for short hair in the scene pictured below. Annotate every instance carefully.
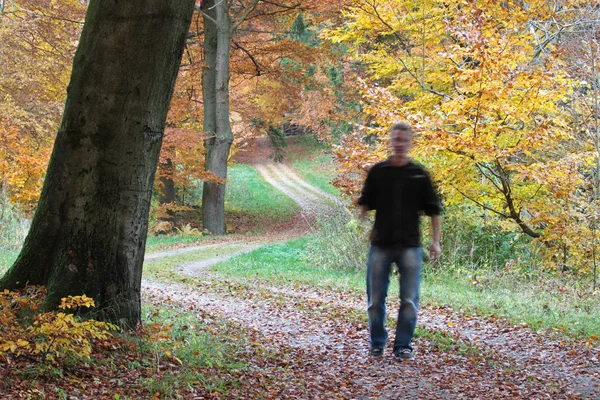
[391,122,412,133]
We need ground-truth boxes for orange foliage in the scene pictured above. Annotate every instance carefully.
[158,127,225,192]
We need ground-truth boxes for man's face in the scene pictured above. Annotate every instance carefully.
[391,128,412,158]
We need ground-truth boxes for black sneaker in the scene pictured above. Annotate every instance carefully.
[369,348,385,358]
[393,348,415,361]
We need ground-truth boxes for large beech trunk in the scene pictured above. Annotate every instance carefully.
[0,0,195,328]
[202,0,233,235]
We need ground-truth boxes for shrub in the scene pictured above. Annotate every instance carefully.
[304,208,370,272]
[0,286,117,365]
[434,208,542,274]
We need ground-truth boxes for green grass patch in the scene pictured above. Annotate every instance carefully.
[144,243,251,282]
[0,250,18,276]
[137,304,246,398]
[291,156,340,196]
[422,269,600,340]
[414,326,482,358]
[209,236,365,291]
[226,164,299,218]
[285,135,329,161]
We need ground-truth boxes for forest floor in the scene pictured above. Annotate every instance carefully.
[140,139,600,400]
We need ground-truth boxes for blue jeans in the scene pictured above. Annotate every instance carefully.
[366,246,422,351]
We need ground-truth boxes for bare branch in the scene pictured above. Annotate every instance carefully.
[452,185,509,219]
[232,39,263,76]
[195,4,217,26]
[231,0,260,33]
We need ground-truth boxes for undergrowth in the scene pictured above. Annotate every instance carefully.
[0,190,28,252]
[0,287,117,366]
[0,285,245,398]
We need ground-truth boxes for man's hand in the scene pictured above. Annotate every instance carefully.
[429,241,441,261]
[359,204,369,220]
[429,215,441,261]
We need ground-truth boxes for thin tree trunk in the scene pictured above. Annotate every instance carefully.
[202,0,217,145]
[202,0,233,235]
[0,0,195,328]
[158,159,176,204]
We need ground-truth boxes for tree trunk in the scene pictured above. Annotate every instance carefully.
[202,0,233,235]
[0,0,195,328]
[158,159,177,204]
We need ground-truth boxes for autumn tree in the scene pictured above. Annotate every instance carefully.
[529,1,600,275]
[326,1,580,251]
[230,7,362,144]
[0,0,195,327]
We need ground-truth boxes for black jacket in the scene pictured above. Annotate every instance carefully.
[358,160,441,247]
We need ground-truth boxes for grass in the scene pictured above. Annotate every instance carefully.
[415,326,483,358]
[422,269,600,339]
[143,243,252,282]
[0,250,18,275]
[209,236,367,292]
[291,156,340,196]
[226,163,299,218]
[137,304,247,398]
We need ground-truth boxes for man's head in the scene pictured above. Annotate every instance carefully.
[391,122,413,159]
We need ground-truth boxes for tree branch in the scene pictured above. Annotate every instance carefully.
[232,39,263,76]
[5,7,84,24]
[195,4,217,26]
[259,0,301,9]
[452,185,509,219]
[230,0,259,33]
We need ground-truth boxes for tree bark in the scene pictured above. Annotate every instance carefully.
[201,0,233,235]
[0,0,195,328]
[158,159,177,204]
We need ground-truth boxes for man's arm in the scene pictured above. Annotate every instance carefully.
[357,167,374,218]
[429,214,441,260]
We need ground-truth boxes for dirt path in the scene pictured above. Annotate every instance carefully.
[254,163,342,226]
[143,273,599,399]
[143,162,600,399]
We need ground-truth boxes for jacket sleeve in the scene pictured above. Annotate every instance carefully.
[357,167,375,210]
[421,171,441,216]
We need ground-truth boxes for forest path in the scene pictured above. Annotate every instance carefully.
[143,162,600,399]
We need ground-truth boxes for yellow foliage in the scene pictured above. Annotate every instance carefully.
[0,287,117,364]
[0,1,86,213]
[59,294,96,309]
[325,0,600,272]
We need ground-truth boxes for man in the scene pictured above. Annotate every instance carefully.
[358,122,441,361]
